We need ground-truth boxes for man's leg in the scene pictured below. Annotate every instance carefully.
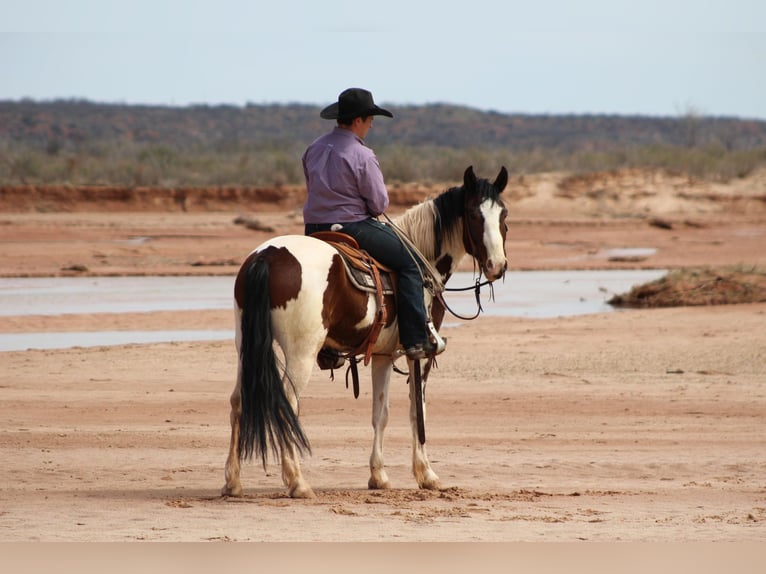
[339,219,429,349]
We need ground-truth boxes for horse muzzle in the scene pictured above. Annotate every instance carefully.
[483,259,507,282]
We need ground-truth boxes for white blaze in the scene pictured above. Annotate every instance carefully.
[479,200,507,279]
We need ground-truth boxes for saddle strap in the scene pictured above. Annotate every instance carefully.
[345,358,360,399]
[361,252,388,365]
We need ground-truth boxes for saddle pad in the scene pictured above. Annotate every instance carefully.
[310,232,395,295]
[343,258,395,295]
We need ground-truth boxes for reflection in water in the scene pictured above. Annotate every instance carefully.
[0,270,665,351]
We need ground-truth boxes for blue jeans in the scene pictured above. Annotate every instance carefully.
[306,219,428,348]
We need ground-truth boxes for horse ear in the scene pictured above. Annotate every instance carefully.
[463,165,476,188]
[493,166,508,193]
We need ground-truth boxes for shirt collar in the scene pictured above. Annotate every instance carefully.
[332,125,364,144]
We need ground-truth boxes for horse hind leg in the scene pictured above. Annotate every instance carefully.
[408,359,441,490]
[281,442,314,499]
[221,367,243,496]
[223,349,316,499]
[278,348,317,499]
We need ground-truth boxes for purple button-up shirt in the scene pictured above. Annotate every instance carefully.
[302,127,389,224]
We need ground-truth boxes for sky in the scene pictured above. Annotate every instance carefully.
[1,0,765,119]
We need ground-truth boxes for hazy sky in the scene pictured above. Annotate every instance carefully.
[2,0,765,119]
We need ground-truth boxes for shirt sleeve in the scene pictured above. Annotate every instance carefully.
[356,152,389,216]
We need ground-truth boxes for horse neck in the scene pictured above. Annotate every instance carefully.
[393,200,468,281]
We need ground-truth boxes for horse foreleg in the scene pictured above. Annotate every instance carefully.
[221,371,243,496]
[368,356,392,489]
[408,359,441,490]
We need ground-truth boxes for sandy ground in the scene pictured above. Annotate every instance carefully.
[1,169,765,543]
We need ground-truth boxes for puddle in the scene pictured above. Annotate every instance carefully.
[0,330,232,352]
[0,270,666,351]
[0,276,233,316]
[441,269,667,320]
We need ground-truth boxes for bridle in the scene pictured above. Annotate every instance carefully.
[439,198,505,320]
[439,275,498,321]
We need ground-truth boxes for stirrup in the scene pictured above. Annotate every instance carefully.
[426,321,447,355]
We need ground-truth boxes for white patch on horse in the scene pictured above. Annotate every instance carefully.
[480,199,506,279]
[265,236,336,357]
[354,294,377,331]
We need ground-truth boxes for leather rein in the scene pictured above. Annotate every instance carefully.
[439,275,497,321]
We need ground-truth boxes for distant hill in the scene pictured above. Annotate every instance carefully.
[3,99,766,150]
[2,99,766,186]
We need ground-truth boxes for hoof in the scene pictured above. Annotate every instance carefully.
[221,483,243,497]
[288,483,316,499]
[419,478,442,490]
[417,471,441,491]
[368,476,391,490]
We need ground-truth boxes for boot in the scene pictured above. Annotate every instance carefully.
[405,322,447,360]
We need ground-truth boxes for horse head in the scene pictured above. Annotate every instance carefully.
[461,166,508,281]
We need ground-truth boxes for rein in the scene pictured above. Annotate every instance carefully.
[440,275,497,320]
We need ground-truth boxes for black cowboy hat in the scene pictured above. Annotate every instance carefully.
[320,88,393,121]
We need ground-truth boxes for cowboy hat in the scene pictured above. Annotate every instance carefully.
[320,88,393,121]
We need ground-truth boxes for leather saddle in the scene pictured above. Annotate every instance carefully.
[311,231,395,295]
[310,230,396,371]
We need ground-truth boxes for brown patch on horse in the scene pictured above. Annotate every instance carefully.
[234,246,301,310]
[436,254,453,279]
[462,194,488,264]
[322,254,379,348]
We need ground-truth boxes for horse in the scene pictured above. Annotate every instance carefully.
[222,165,508,498]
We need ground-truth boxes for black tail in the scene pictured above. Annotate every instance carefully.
[237,256,310,467]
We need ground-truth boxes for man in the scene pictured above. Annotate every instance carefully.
[303,87,445,360]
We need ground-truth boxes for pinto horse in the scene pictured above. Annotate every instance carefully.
[222,166,508,498]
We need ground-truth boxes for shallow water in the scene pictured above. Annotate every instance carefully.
[1,330,232,352]
[442,269,666,320]
[0,270,666,351]
[0,276,234,317]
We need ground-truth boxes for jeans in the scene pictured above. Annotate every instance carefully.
[305,218,428,348]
